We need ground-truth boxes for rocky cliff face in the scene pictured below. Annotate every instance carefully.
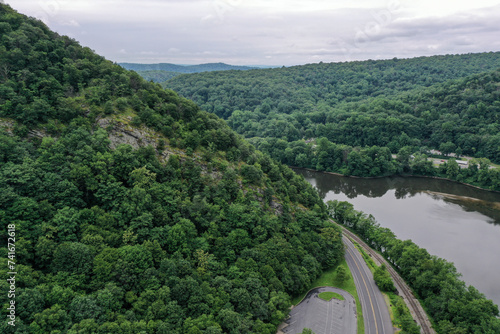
[96,116,185,162]
[97,117,157,150]
[0,118,14,134]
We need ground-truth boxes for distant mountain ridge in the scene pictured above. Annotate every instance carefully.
[119,62,260,83]
[119,62,257,73]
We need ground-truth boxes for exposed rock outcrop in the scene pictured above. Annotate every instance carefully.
[96,116,184,161]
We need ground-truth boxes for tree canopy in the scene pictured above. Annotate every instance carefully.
[0,4,344,333]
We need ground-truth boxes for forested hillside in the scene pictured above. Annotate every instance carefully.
[166,53,500,119]
[248,70,500,191]
[250,69,500,162]
[166,53,500,157]
[0,4,344,333]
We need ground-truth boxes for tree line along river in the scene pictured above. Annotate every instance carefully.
[293,168,500,309]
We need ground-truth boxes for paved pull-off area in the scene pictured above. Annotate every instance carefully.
[281,287,356,334]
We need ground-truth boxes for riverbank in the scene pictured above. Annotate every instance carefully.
[295,168,500,307]
[291,166,500,194]
[327,198,500,333]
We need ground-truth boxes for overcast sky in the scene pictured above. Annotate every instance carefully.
[6,0,500,65]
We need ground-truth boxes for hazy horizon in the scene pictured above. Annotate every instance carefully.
[117,51,499,67]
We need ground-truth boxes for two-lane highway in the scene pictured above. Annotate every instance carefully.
[344,237,393,334]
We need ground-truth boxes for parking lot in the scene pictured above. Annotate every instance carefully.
[280,287,356,334]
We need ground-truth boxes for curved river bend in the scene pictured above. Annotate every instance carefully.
[293,169,500,308]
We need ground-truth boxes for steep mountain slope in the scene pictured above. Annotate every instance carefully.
[0,4,343,333]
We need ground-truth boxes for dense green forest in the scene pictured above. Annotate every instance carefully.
[328,200,500,334]
[246,69,500,160]
[0,4,344,333]
[165,53,500,188]
[166,53,500,124]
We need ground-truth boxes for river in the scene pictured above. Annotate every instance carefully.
[293,169,500,308]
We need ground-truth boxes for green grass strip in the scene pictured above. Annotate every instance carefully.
[318,291,345,301]
[353,241,378,273]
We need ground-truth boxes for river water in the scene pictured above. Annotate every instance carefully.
[293,169,500,308]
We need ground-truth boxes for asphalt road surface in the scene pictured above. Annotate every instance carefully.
[281,287,356,334]
[344,237,394,334]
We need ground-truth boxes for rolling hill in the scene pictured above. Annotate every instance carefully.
[164,53,500,190]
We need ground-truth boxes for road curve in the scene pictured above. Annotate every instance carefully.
[342,228,436,334]
[344,236,394,334]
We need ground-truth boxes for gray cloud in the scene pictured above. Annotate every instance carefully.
[5,0,500,65]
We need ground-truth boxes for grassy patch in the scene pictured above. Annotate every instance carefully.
[291,259,365,334]
[383,293,395,322]
[386,291,410,333]
[353,241,378,273]
[490,161,500,168]
[318,291,345,301]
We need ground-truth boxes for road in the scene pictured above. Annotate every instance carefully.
[342,228,436,334]
[344,236,394,334]
[391,153,497,170]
